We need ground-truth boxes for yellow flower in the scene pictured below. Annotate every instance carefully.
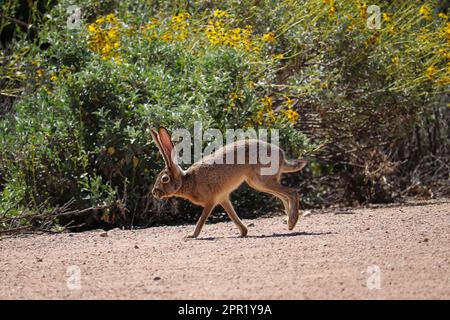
[262,32,275,43]
[113,56,122,64]
[95,16,106,24]
[419,5,432,21]
[176,29,189,41]
[392,56,400,65]
[364,32,380,47]
[107,27,119,39]
[284,96,295,107]
[229,92,238,100]
[244,25,253,34]
[327,0,336,17]
[87,24,98,33]
[87,14,123,62]
[438,48,450,59]
[382,13,392,22]
[172,14,183,23]
[160,32,173,42]
[329,6,336,17]
[283,109,299,123]
[105,13,116,24]
[36,69,44,76]
[261,96,273,109]
[387,25,396,35]
[358,1,368,20]
[213,10,228,18]
[209,20,224,29]
[442,22,450,40]
[203,16,259,51]
[255,110,264,125]
[267,110,276,124]
[438,13,448,20]
[273,53,284,60]
[436,75,450,86]
[425,65,438,80]
[50,75,57,81]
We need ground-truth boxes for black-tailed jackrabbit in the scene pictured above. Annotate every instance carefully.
[150,127,307,238]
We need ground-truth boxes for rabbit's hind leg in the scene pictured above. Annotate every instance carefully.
[247,174,299,230]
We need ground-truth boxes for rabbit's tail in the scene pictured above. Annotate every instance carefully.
[282,159,307,173]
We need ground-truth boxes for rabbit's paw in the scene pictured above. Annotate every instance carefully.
[239,227,248,237]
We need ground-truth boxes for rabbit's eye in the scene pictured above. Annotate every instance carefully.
[161,175,170,183]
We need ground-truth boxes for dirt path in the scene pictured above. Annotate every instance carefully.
[1,200,449,299]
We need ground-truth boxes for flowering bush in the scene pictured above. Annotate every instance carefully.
[0,1,311,231]
[0,0,448,231]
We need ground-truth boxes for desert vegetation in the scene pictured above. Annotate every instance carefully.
[0,0,449,233]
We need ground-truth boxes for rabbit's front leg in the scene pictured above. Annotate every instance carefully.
[185,204,214,238]
[220,199,248,237]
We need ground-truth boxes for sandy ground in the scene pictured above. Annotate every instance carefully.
[0,200,449,299]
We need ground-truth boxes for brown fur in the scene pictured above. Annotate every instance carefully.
[150,127,307,238]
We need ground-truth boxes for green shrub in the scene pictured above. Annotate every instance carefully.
[1,0,448,232]
[0,1,311,231]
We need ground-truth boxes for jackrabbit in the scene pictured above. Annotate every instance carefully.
[150,127,307,238]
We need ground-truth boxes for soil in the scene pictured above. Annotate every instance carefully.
[1,200,449,299]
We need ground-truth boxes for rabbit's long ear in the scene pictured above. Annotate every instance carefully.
[156,127,183,176]
[150,128,170,167]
